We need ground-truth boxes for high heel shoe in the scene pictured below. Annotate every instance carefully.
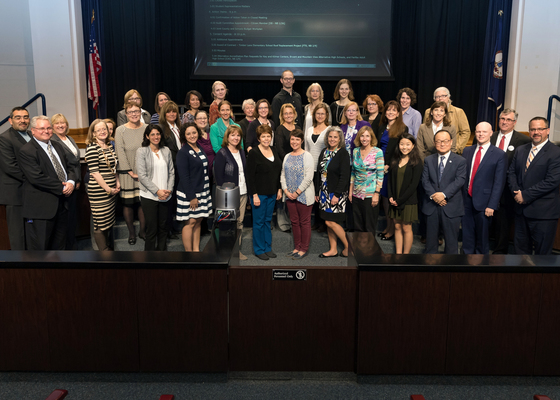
[380,234,394,241]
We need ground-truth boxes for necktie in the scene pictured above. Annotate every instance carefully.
[526,146,537,171]
[498,135,505,151]
[468,146,482,197]
[438,156,444,183]
[47,143,66,182]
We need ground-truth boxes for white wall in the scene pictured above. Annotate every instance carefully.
[0,0,88,129]
[507,0,560,139]
[0,0,38,122]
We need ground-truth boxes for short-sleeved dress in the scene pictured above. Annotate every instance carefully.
[115,124,146,205]
[176,148,212,220]
[85,144,119,231]
[388,164,419,223]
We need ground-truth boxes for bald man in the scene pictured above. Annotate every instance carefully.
[461,122,507,254]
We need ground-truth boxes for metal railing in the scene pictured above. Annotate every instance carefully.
[0,93,47,128]
[547,94,560,125]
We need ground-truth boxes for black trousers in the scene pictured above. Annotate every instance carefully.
[25,199,68,251]
[141,197,169,251]
[352,197,379,234]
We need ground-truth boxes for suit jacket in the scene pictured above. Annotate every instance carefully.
[462,144,507,211]
[507,141,560,219]
[422,152,467,218]
[51,134,82,184]
[0,127,28,205]
[417,124,457,161]
[18,138,79,220]
[423,104,470,154]
[490,130,531,205]
[490,130,531,167]
[136,146,175,195]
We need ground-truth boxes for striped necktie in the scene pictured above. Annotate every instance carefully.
[47,143,66,182]
[525,146,537,171]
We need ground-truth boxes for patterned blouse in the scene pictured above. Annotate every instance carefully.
[283,153,306,205]
[351,146,384,200]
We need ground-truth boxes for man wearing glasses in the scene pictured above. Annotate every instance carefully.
[490,109,531,254]
[421,130,467,254]
[18,116,78,250]
[507,117,560,255]
[423,87,471,154]
[271,70,303,128]
[0,107,31,249]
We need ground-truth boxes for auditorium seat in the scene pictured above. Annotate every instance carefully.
[45,389,68,400]
[159,396,175,400]
[410,395,426,400]
[534,396,552,400]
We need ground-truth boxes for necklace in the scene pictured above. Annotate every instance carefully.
[101,145,117,175]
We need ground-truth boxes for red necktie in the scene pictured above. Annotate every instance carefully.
[498,135,505,150]
[468,146,482,197]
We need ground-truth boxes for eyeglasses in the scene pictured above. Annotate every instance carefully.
[435,94,449,100]
[434,139,451,145]
[529,128,548,133]
[500,117,515,123]
[282,77,294,81]
[367,103,377,106]
[33,127,53,132]
[127,110,141,115]
[129,97,141,101]
[195,117,207,121]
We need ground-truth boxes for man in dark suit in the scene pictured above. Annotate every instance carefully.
[422,130,467,254]
[0,107,32,250]
[462,122,507,254]
[18,116,78,250]
[507,116,560,255]
[490,108,531,253]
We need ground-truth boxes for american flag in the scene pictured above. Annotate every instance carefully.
[87,18,102,110]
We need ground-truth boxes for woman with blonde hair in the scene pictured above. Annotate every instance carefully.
[85,119,120,250]
[50,113,81,249]
[303,83,331,133]
[275,103,300,160]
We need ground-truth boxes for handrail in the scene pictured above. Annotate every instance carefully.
[0,93,47,128]
[547,94,560,125]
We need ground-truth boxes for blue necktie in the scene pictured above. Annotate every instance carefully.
[438,156,444,183]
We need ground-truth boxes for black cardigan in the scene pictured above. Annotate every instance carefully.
[246,145,282,196]
[214,147,246,187]
[387,161,423,211]
[376,124,408,166]
[314,147,350,198]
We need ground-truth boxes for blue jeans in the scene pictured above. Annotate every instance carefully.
[250,194,276,255]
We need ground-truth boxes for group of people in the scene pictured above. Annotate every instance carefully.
[1,70,559,256]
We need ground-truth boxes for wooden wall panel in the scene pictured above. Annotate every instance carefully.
[357,271,450,374]
[229,266,357,371]
[0,269,49,370]
[137,269,228,372]
[44,269,139,371]
[534,273,560,375]
[446,272,541,375]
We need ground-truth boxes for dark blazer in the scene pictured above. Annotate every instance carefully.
[422,152,467,218]
[0,127,28,205]
[159,123,180,167]
[214,147,247,187]
[387,161,423,211]
[376,124,408,167]
[314,147,351,197]
[51,134,81,184]
[490,130,531,166]
[462,144,507,212]
[507,141,560,219]
[18,138,79,220]
[176,143,209,202]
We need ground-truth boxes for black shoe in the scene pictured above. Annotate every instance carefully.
[378,232,386,237]
[380,234,394,241]
[339,251,348,258]
[319,253,338,258]
[265,251,277,258]
[128,237,137,245]
[256,253,269,260]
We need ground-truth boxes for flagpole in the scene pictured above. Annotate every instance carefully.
[91,9,99,119]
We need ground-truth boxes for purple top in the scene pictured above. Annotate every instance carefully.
[341,120,371,162]
[402,107,422,138]
[197,134,215,179]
